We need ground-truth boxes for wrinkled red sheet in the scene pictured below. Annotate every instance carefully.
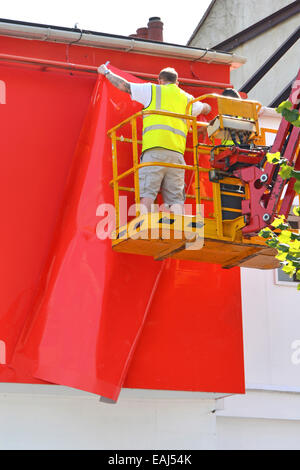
[0,65,244,400]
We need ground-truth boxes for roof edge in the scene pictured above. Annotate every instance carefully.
[0,18,247,69]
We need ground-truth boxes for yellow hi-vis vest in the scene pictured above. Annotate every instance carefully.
[142,84,191,155]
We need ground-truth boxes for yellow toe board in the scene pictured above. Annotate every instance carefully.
[171,238,279,269]
[111,213,280,270]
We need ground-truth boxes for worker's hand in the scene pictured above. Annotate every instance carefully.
[98,64,109,75]
[202,103,212,115]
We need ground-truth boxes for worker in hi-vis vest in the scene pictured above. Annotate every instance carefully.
[98,64,211,214]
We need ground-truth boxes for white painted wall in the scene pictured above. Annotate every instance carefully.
[230,16,300,105]
[0,385,219,450]
[215,267,300,450]
[217,415,300,450]
[189,0,300,106]
[1,382,300,449]
[190,0,293,49]
[241,268,300,388]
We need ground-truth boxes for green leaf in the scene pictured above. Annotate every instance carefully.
[276,100,292,113]
[278,223,290,231]
[292,116,300,128]
[271,215,286,228]
[266,152,281,164]
[294,181,300,194]
[266,239,279,248]
[292,170,300,181]
[296,271,300,281]
[291,232,300,241]
[259,228,272,239]
[286,254,300,262]
[282,108,300,123]
[279,163,293,180]
[278,230,292,243]
[278,243,290,253]
[282,263,296,276]
[293,207,300,216]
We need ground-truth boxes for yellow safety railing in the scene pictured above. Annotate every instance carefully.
[187,93,262,118]
[186,93,264,172]
[187,93,262,142]
[107,109,211,231]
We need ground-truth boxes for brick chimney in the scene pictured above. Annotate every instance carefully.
[129,17,164,42]
[136,27,149,39]
[147,17,164,42]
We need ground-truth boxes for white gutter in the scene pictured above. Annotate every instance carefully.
[0,21,247,70]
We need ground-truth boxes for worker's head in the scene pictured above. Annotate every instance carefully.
[158,67,178,85]
[222,88,241,99]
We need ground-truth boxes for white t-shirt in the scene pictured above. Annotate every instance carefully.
[130,82,204,116]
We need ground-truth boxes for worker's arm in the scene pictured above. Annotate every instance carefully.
[98,64,131,94]
[193,102,211,116]
[190,98,211,117]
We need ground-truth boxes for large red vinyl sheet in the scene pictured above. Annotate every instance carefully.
[0,64,244,400]
[0,63,95,383]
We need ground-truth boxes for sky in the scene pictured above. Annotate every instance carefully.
[0,0,212,45]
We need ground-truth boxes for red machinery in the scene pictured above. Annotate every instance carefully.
[209,69,300,236]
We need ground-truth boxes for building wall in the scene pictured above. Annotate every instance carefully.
[216,267,300,450]
[241,268,300,389]
[0,385,218,450]
[189,0,293,49]
[189,0,299,105]
[217,415,300,450]
[230,15,300,105]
